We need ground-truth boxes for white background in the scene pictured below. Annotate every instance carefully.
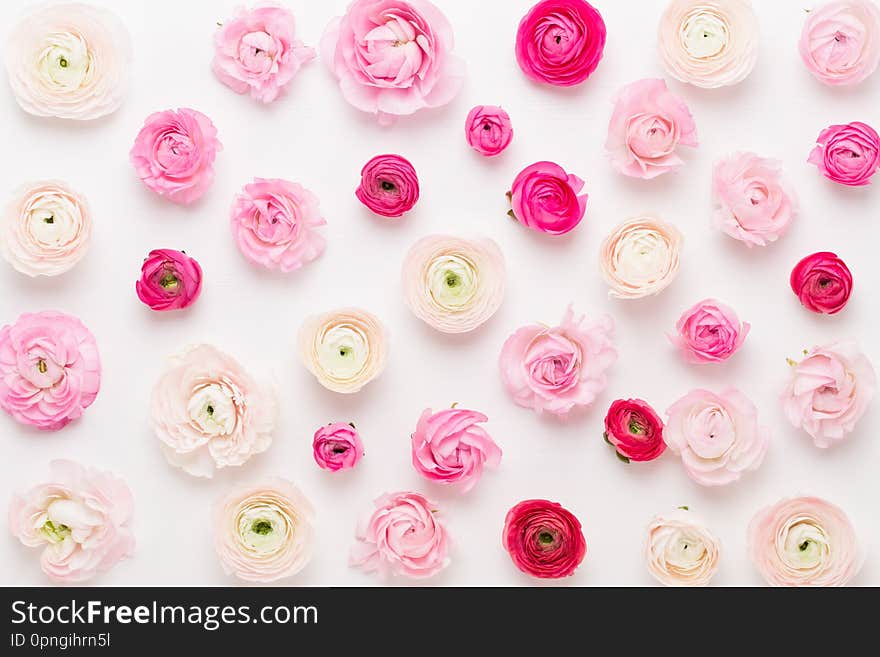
[0,0,878,587]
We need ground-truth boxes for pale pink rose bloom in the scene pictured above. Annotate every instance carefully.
[781,341,875,448]
[606,78,698,179]
[411,407,502,492]
[230,178,326,273]
[150,344,277,478]
[214,479,314,583]
[799,0,880,86]
[646,508,721,587]
[213,4,315,103]
[712,152,797,247]
[748,496,862,586]
[499,306,616,416]
[670,298,750,364]
[8,460,135,583]
[350,491,450,579]
[600,216,683,299]
[320,0,465,125]
[665,388,769,486]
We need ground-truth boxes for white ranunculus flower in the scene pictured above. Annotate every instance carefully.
[646,508,721,586]
[599,216,682,299]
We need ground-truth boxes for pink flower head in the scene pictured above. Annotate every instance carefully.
[808,121,880,186]
[507,161,587,235]
[350,491,450,579]
[712,152,797,247]
[320,0,465,125]
[212,4,315,103]
[799,0,880,87]
[499,306,616,416]
[130,108,221,204]
[231,178,326,272]
[411,407,502,492]
[606,78,698,179]
[502,499,586,579]
[604,398,666,463]
[465,105,513,157]
[782,341,875,448]
[8,460,135,583]
[312,422,364,472]
[0,311,100,431]
[135,249,202,311]
[514,0,607,87]
[665,388,769,486]
[670,298,750,364]
[355,154,419,218]
[790,252,853,315]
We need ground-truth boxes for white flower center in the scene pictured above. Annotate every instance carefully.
[782,520,829,570]
[317,324,369,381]
[187,382,238,436]
[427,255,477,310]
[664,529,708,570]
[237,504,289,555]
[616,231,672,284]
[37,32,91,89]
[25,194,81,245]
[681,12,728,59]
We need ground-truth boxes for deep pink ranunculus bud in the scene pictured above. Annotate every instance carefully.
[464,106,513,157]
[808,121,880,186]
[355,154,419,218]
[502,499,587,579]
[790,252,853,315]
[507,161,587,235]
[603,399,666,463]
[135,249,203,311]
[312,422,364,472]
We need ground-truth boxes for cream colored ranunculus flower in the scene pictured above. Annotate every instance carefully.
[646,508,721,586]
[599,216,682,299]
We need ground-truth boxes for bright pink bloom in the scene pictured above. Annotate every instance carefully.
[313,422,363,472]
[604,399,665,462]
[808,121,880,186]
[465,105,513,157]
[670,299,750,364]
[508,161,587,235]
[790,252,853,315]
[355,155,419,218]
[502,499,586,578]
[135,249,202,311]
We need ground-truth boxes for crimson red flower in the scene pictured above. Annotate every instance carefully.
[502,499,586,578]
[790,251,853,315]
[603,398,665,462]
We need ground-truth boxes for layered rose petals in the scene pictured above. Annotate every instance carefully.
[502,499,586,579]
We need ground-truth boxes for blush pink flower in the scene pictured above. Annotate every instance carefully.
[0,311,100,431]
[313,422,364,472]
[507,161,587,235]
[465,105,513,157]
[499,306,616,416]
[411,407,502,493]
[350,491,450,579]
[799,0,880,86]
[669,299,750,364]
[130,108,221,204]
[604,398,666,463]
[502,499,586,579]
[781,341,875,448]
[320,0,465,125]
[665,388,769,486]
[8,460,134,583]
[355,155,419,218]
[514,0,607,87]
[808,121,880,186]
[231,178,326,273]
[712,152,797,247]
[606,78,698,179]
[213,4,315,103]
[135,249,202,312]
[790,252,853,315]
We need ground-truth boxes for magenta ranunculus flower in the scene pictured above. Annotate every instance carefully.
[507,161,587,235]
[799,0,880,87]
[231,178,326,272]
[212,4,315,103]
[130,108,222,204]
[465,106,513,157]
[411,407,502,492]
[808,121,880,186]
[135,249,202,312]
[603,399,665,463]
[355,155,419,218]
[514,0,606,87]
[502,499,587,579]
[790,252,853,315]
[320,0,464,125]
[670,298,750,364]
[0,311,100,431]
[313,422,364,472]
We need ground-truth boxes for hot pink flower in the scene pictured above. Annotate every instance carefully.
[212,4,315,103]
[355,155,419,218]
[604,399,666,463]
[320,0,464,125]
[411,407,502,492]
[502,499,586,579]
[0,311,100,431]
[507,161,587,235]
[799,0,880,87]
[670,299,750,364]
[808,121,880,186]
[313,422,364,472]
[465,105,513,157]
[135,249,202,312]
[130,108,221,204]
[606,78,698,179]
[790,252,853,315]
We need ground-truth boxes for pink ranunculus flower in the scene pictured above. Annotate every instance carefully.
[514,0,607,87]
[130,108,222,204]
[748,496,862,587]
[213,4,315,103]
[646,508,721,587]
[313,422,364,472]
[670,299,750,364]
[604,398,666,463]
[502,499,587,579]
[599,216,683,299]
[781,341,875,448]
[712,152,797,248]
[350,491,450,579]
[507,161,587,235]
[231,178,326,272]
[411,407,502,493]
[606,78,698,179]
[355,155,419,218]
[790,252,853,315]
[799,0,880,86]
[0,311,100,431]
[465,105,513,157]
[320,0,465,125]
[808,121,880,186]
[499,306,616,417]
[135,249,202,312]
[8,460,135,583]
[665,388,769,486]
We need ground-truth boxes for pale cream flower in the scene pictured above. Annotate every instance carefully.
[646,508,721,586]
[599,216,682,299]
